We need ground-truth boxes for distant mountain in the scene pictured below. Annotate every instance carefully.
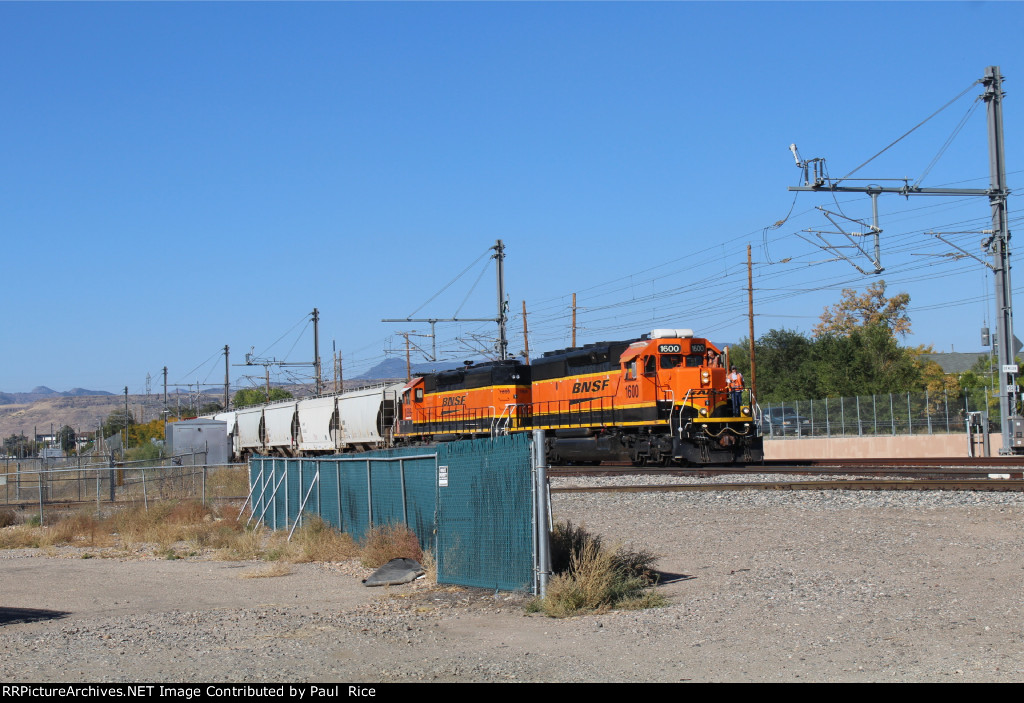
[353,355,538,381]
[354,357,471,381]
[0,387,115,406]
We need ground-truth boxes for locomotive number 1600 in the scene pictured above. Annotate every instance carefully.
[658,344,681,353]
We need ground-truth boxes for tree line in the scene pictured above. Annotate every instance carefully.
[730,280,999,412]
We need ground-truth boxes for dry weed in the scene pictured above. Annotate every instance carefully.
[0,525,42,549]
[205,466,251,499]
[360,523,424,569]
[288,515,358,563]
[0,508,16,528]
[532,521,665,618]
[214,525,269,561]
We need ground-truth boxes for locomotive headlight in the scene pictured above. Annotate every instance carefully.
[701,371,710,383]
[699,407,708,417]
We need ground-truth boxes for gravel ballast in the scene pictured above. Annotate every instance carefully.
[3,480,1024,682]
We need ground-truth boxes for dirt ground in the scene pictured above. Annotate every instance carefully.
[3,489,1024,682]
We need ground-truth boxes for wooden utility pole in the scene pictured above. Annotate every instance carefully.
[404,333,412,381]
[747,245,756,400]
[522,300,531,364]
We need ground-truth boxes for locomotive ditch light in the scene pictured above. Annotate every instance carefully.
[741,407,751,416]
[699,407,708,417]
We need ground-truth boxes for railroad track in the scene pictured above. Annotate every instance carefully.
[551,478,1024,494]
[549,457,1024,479]
[548,457,1024,492]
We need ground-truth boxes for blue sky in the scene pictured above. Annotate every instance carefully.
[2,1,1022,394]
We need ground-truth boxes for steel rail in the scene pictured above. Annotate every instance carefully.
[552,479,1024,494]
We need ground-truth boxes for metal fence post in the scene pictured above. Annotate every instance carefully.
[532,429,551,598]
[38,473,44,526]
[825,398,830,437]
[856,396,862,436]
[890,394,896,435]
[872,395,878,436]
[141,467,148,512]
[840,397,846,437]
[400,458,408,527]
[907,392,912,435]
[366,459,373,528]
[926,389,932,434]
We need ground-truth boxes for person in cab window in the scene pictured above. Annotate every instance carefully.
[706,349,721,368]
[727,366,744,415]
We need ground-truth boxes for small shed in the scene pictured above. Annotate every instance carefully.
[166,419,229,466]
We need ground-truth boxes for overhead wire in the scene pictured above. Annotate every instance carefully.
[836,79,982,184]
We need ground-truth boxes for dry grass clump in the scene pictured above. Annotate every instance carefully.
[214,524,269,561]
[0,524,43,549]
[41,510,114,548]
[0,500,257,555]
[530,520,665,618]
[206,466,251,499]
[262,515,359,564]
[0,508,16,528]
[359,523,424,569]
[0,496,430,577]
[109,501,219,548]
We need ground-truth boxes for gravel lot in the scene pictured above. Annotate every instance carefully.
[3,476,1024,683]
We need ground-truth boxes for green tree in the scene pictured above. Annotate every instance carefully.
[232,387,293,409]
[811,324,920,397]
[3,433,34,458]
[733,329,819,402]
[814,280,911,338]
[56,425,77,453]
[102,409,136,440]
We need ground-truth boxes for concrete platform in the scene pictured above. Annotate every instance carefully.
[764,432,1003,460]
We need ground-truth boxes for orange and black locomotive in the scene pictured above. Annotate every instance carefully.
[395,328,762,465]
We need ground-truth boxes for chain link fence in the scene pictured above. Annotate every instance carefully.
[1,452,249,525]
[247,434,536,592]
[759,389,995,439]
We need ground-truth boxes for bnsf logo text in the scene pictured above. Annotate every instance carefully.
[571,379,610,394]
[442,396,467,407]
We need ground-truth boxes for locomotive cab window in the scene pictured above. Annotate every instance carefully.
[685,354,703,367]
[414,388,424,402]
[660,354,682,369]
[625,360,637,381]
[644,356,657,376]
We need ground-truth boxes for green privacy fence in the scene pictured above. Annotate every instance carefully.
[247,433,535,592]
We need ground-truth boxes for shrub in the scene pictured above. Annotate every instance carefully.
[359,523,424,569]
[533,521,665,617]
[286,515,358,563]
[0,508,16,528]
